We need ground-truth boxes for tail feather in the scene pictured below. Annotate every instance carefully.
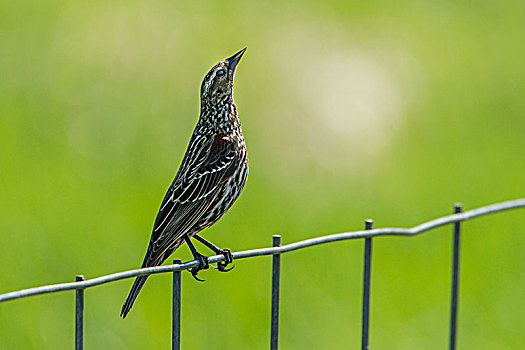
[121,275,149,318]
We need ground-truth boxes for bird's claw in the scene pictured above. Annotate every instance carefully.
[189,252,209,282]
[218,263,235,272]
[190,270,206,282]
[214,248,234,272]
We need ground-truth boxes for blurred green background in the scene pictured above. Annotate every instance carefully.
[1,0,524,349]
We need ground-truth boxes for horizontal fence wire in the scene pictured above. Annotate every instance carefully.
[0,198,524,304]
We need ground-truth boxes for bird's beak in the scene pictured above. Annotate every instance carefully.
[227,48,246,71]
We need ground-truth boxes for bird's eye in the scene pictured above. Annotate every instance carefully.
[217,69,226,76]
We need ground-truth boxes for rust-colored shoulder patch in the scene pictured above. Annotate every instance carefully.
[211,134,232,152]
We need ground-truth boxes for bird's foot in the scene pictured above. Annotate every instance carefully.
[190,252,209,282]
[213,248,234,272]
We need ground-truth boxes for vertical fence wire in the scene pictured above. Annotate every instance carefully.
[361,220,373,350]
[449,204,463,350]
[75,275,85,350]
[173,260,182,350]
[271,235,282,350]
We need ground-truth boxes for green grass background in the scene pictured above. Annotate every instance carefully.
[1,0,524,348]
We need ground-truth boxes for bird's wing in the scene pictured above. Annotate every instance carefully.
[143,133,237,266]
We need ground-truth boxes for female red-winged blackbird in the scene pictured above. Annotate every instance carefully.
[121,48,248,318]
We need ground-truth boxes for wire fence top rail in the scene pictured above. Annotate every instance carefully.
[1,198,523,304]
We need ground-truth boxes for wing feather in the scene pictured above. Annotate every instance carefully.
[142,133,238,267]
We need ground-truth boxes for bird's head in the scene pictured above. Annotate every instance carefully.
[200,48,246,105]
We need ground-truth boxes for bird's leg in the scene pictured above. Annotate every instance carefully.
[194,234,234,272]
[184,235,209,282]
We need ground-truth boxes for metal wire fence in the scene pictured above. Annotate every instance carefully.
[1,198,524,349]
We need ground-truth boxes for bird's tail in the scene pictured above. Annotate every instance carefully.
[121,275,149,318]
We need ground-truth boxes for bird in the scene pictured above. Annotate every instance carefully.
[121,48,249,318]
